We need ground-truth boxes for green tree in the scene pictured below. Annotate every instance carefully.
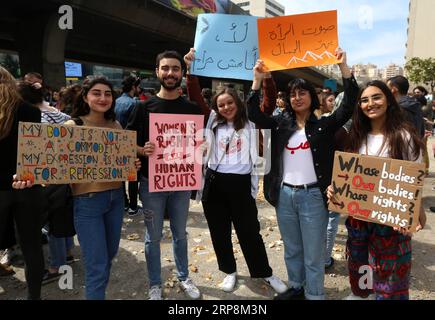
[405,57,435,94]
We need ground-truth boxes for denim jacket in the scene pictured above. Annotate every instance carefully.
[115,93,137,128]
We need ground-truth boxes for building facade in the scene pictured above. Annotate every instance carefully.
[406,0,435,60]
[232,0,285,17]
[382,63,404,80]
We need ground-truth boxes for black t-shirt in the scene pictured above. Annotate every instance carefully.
[0,102,41,190]
[126,95,201,178]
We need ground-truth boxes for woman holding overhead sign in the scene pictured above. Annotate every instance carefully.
[248,48,359,300]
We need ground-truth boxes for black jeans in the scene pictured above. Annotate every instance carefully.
[202,172,272,278]
[123,181,139,209]
[0,187,45,300]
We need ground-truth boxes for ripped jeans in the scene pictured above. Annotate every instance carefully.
[139,176,191,287]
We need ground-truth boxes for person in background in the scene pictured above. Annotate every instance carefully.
[17,81,74,285]
[1,66,45,300]
[273,91,287,116]
[387,76,424,138]
[115,76,142,217]
[413,86,428,98]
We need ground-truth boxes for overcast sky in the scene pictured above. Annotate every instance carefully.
[275,0,409,68]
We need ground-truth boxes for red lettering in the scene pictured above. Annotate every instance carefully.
[347,201,371,218]
[352,175,374,191]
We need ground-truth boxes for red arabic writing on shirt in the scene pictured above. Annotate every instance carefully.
[285,141,310,154]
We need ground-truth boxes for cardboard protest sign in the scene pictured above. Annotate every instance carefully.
[192,13,259,81]
[257,10,340,71]
[16,122,137,184]
[148,113,204,192]
[329,151,425,231]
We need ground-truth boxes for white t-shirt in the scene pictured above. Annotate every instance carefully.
[209,122,252,174]
[283,128,318,185]
[359,132,422,162]
[359,133,389,157]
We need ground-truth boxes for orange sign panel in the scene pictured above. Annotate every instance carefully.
[257,10,340,71]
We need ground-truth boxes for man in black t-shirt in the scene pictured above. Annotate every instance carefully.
[126,50,201,300]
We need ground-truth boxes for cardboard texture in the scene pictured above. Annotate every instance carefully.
[148,113,204,192]
[257,10,340,71]
[16,122,137,184]
[328,151,425,231]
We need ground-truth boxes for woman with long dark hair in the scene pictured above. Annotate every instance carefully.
[329,80,426,300]
[0,66,45,300]
[248,48,359,300]
[64,77,140,299]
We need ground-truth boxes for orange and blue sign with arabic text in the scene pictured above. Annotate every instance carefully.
[257,10,340,71]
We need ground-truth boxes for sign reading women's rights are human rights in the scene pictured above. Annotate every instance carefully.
[16,122,137,184]
[148,114,204,192]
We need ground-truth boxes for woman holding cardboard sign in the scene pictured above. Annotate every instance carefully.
[63,77,141,300]
[248,48,359,300]
[327,80,426,300]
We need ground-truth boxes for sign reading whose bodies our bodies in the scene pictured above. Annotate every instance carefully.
[192,13,259,81]
[329,151,425,231]
[148,114,204,192]
[257,10,340,71]
[17,122,137,184]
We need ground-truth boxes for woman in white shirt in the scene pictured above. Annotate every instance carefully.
[200,87,287,295]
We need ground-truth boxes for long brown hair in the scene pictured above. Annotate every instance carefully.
[0,66,22,140]
[211,87,248,131]
[346,80,423,160]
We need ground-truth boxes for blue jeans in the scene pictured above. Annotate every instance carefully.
[325,211,340,265]
[73,187,124,300]
[139,177,191,287]
[276,185,328,300]
[48,235,74,269]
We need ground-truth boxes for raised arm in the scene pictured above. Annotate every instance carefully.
[327,48,359,131]
[247,60,277,129]
[184,48,211,123]
[260,72,277,115]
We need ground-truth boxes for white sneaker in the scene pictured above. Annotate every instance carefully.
[148,285,162,300]
[179,278,201,299]
[220,272,237,292]
[343,293,375,300]
[264,275,288,294]
[0,248,16,266]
